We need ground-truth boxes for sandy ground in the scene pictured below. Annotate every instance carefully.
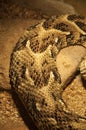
[0,1,86,130]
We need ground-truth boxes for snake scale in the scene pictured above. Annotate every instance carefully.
[9,14,86,130]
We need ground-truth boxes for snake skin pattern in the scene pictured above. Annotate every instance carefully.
[9,15,86,130]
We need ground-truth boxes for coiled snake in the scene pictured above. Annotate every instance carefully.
[9,14,86,130]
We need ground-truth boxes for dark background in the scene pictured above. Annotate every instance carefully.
[0,0,86,18]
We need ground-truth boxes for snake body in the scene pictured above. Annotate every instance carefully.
[9,14,86,130]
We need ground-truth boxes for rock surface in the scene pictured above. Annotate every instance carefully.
[56,45,86,83]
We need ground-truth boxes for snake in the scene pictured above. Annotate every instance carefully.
[9,14,86,130]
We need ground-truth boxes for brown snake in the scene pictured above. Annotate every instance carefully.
[9,14,86,130]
